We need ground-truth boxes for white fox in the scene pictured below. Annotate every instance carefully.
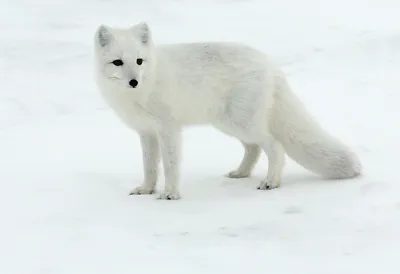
[94,22,362,200]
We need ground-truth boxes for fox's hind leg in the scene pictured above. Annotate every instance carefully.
[218,80,266,180]
[226,140,261,178]
[257,136,285,190]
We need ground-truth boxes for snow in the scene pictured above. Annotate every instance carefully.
[1,0,400,273]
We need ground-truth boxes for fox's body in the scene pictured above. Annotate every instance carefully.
[94,22,362,200]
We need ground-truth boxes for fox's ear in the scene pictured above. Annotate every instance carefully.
[131,22,151,44]
[96,25,113,47]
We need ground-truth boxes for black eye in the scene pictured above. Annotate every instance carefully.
[136,58,143,65]
[112,59,123,66]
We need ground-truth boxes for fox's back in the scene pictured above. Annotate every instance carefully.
[156,42,268,81]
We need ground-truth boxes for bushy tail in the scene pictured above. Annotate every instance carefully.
[269,72,362,179]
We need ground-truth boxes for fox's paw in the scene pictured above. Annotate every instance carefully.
[129,185,155,195]
[157,190,181,200]
[225,169,251,179]
[257,178,280,190]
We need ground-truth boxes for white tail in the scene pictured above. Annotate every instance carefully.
[269,72,362,179]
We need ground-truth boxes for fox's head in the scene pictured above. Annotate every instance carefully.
[94,22,155,89]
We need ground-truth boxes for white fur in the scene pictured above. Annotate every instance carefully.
[94,22,362,200]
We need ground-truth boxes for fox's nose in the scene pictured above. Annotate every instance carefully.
[129,79,138,88]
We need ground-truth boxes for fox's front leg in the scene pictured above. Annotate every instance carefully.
[130,133,160,195]
[157,128,182,200]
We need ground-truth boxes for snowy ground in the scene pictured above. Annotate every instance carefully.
[1,0,400,273]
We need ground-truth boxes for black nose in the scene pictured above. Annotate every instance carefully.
[129,79,138,88]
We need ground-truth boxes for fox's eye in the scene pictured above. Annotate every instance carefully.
[112,59,123,66]
[136,58,143,65]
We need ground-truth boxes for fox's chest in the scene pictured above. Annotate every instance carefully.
[98,82,157,132]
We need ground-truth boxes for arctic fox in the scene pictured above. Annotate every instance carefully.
[94,22,362,200]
